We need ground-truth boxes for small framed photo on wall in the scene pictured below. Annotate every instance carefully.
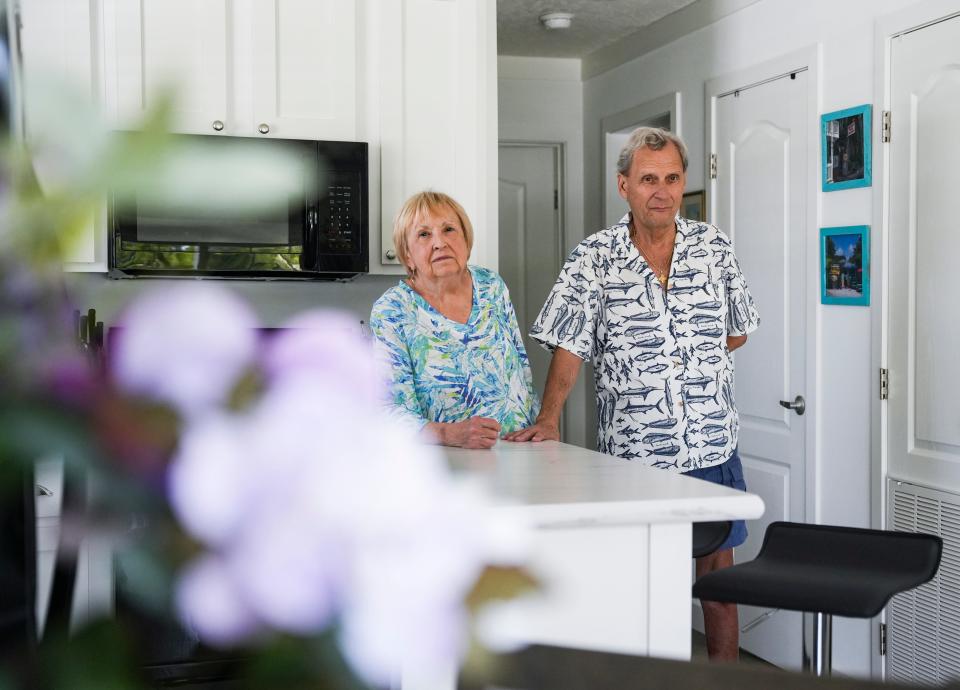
[820,225,870,306]
[821,104,872,191]
[682,190,705,222]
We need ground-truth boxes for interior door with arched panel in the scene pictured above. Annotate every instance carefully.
[887,14,960,494]
[710,68,808,670]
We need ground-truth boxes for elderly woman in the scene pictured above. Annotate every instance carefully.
[370,191,539,449]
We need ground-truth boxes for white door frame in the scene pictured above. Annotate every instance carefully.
[705,45,820,528]
[872,0,960,678]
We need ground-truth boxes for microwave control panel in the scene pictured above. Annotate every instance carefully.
[318,172,361,254]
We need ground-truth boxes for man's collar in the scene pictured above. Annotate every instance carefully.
[612,212,687,266]
[611,213,636,264]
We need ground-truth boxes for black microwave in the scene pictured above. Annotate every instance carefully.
[109,136,368,280]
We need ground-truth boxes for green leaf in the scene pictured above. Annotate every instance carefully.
[0,400,98,473]
[41,619,147,690]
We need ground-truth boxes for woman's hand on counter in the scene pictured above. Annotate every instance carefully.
[424,417,501,449]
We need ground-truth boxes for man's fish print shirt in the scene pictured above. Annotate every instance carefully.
[531,214,760,471]
[371,265,539,434]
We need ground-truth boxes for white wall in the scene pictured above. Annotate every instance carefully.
[580,0,920,676]
[498,56,591,448]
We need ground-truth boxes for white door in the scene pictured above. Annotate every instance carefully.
[711,70,808,670]
[498,144,563,418]
[887,15,960,492]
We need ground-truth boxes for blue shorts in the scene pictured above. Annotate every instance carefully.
[683,447,748,552]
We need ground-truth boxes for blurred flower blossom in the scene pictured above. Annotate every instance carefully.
[111,283,258,418]
[109,284,528,686]
[262,310,386,405]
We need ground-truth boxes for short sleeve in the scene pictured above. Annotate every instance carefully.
[722,248,760,337]
[529,243,600,360]
[369,292,429,431]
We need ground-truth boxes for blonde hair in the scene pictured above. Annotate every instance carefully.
[391,191,474,277]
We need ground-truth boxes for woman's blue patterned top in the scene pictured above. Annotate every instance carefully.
[370,265,539,434]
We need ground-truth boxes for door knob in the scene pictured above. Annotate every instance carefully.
[385,249,396,260]
[212,119,224,131]
[258,123,270,134]
[779,395,806,416]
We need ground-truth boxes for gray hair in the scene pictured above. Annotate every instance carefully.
[616,127,689,175]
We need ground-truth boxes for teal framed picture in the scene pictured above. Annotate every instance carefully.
[821,105,872,191]
[820,225,869,306]
[681,190,705,222]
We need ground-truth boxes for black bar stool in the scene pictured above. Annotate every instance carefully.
[692,520,733,559]
[692,521,942,676]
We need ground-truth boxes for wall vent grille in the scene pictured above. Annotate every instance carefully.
[887,479,960,684]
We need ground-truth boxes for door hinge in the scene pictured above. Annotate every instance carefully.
[554,189,559,210]
[879,622,887,656]
[882,111,891,143]
[709,153,718,180]
[880,368,889,400]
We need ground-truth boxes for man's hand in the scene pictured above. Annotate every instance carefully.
[726,334,748,353]
[503,419,560,442]
[427,417,501,449]
[505,347,582,443]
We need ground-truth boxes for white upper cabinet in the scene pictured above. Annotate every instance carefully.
[251,1,360,141]
[104,0,363,140]
[105,0,231,135]
[19,0,107,270]
[376,0,497,270]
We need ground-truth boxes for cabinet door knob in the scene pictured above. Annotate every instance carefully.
[385,249,397,261]
[258,123,270,135]
[212,119,225,131]
[37,484,53,497]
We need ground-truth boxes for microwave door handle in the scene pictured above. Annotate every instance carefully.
[302,202,320,272]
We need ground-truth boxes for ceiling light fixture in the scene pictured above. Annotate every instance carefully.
[539,11,574,30]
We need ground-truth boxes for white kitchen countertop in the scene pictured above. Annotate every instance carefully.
[444,440,764,527]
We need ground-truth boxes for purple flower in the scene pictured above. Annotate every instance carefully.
[105,285,533,686]
[175,554,260,647]
[110,284,258,417]
[262,310,385,404]
[168,413,251,547]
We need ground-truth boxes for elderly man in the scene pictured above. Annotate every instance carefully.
[505,127,759,662]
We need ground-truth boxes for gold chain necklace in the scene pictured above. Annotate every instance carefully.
[632,226,674,289]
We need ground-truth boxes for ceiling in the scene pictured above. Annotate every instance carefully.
[497,0,699,59]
